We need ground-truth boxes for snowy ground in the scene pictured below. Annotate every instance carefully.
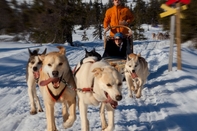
[0,25,197,131]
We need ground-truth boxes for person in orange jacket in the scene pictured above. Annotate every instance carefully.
[103,0,134,37]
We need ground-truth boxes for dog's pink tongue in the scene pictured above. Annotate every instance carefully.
[131,73,138,79]
[40,78,59,86]
[33,71,39,79]
[106,95,118,109]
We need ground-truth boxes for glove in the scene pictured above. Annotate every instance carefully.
[104,26,110,32]
[119,20,128,26]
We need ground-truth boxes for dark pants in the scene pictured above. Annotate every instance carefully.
[102,37,133,59]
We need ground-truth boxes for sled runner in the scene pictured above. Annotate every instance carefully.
[103,25,133,74]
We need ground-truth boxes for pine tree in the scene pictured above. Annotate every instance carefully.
[0,0,13,34]
[0,0,23,34]
[159,0,197,43]
[132,0,146,40]
[148,0,161,27]
[82,30,89,41]
[28,0,83,45]
[92,0,103,40]
[181,0,197,42]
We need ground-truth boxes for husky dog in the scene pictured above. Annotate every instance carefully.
[84,48,102,60]
[152,33,156,40]
[124,53,149,98]
[75,56,123,131]
[157,32,164,40]
[73,48,101,76]
[26,48,47,115]
[38,46,77,131]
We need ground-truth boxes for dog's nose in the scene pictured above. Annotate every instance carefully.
[116,95,122,101]
[33,67,38,71]
[132,70,135,73]
[52,71,59,77]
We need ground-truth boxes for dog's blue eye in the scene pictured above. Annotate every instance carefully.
[38,61,42,64]
[31,61,35,64]
[48,64,51,67]
[135,64,137,67]
[59,63,63,66]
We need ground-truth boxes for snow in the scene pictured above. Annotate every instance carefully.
[0,24,197,131]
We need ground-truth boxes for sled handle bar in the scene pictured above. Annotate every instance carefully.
[103,25,132,49]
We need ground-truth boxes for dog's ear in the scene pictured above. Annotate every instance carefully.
[57,46,65,55]
[127,55,131,61]
[92,68,103,77]
[28,48,39,55]
[42,48,47,55]
[38,54,45,62]
[92,48,96,52]
[137,53,141,57]
[85,48,88,53]
[28,48,32,55]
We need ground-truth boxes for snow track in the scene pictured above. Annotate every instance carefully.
[0,40,197,131]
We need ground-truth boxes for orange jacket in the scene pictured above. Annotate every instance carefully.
[103,5,134,37]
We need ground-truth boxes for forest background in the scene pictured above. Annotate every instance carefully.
[0,0,197,46]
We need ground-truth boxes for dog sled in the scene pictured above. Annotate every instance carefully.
[103,57,126,74]
[103,25,133,74]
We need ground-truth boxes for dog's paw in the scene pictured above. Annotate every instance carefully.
[134,89,138,94]
[136,94,141,98]
[131,86,135,91]
[30,110,37,115]
[101,123,108,130]
[63,117,75,129]
[38,109,44,112]
[63,122,72,129]
[102,126,114,131]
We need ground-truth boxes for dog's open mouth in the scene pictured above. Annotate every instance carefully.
[33,71,40,80]
[130,72,138,79]
[104,91,118,109]
[40,76,62,89]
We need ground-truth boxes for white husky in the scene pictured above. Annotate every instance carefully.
[75,56,123,131]
[124,53,149,98]
[26,48,46,114]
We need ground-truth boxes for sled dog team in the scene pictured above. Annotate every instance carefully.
[27,46,149,131]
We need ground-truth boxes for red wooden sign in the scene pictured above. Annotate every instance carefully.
[180,0,191,4]
[166,0,191,5]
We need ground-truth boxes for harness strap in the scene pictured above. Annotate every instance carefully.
[76,77,95,93]
[76,88,94,92]
[35,78,39,84]
[73,60,94,76]
[47,85,66,101]
[73,66,80,76]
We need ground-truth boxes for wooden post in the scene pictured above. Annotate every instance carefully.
[168,15,175,72]
[176,2,182,70]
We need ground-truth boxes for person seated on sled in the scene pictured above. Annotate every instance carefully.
[102,32,130,59]
[103,0,134,57]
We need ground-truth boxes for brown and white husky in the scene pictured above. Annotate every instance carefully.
[26,48,47,114]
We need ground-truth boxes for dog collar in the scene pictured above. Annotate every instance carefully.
[76,77,95,93]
